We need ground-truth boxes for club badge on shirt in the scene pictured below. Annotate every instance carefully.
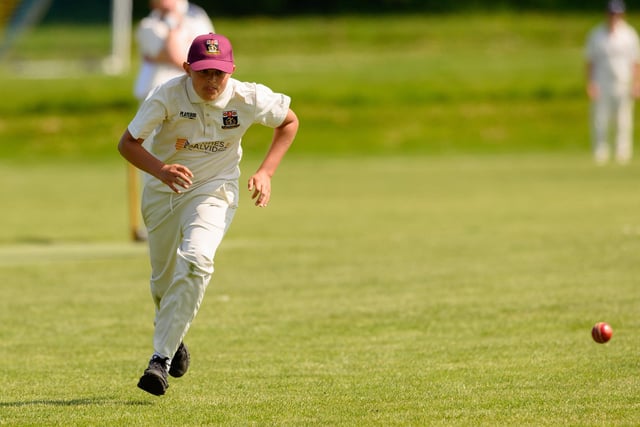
[222,110,239,129]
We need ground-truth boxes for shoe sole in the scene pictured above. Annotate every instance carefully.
[137,372,168,396]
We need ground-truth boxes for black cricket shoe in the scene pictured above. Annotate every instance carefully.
[137,355,169,396]
[169,342,190,378]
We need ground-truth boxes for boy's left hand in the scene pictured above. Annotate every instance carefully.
[248,172,271,207]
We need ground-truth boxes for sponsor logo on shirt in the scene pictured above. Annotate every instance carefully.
[180,111,197,120]
[175,138,230,153]
[222,110,239,129]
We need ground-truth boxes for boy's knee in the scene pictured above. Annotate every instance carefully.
[176,248,214,277]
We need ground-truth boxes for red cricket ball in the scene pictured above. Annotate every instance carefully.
[591,322,613,343]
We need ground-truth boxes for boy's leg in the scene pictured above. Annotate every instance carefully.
[143,191,181,311]
[614,95,634,164]
[138,189,181,396]
[152,182,238,359]
[591,94,612,164]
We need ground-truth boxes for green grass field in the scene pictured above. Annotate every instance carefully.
[2,13,640,426]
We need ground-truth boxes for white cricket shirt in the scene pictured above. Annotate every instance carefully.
[128,76,291,193]
[586,21,640,91]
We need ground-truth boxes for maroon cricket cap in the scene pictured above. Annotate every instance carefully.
[187,33,234,73]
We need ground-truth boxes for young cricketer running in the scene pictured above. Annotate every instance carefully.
[118,33,299,396]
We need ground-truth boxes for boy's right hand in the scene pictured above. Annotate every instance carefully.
[158,163,193,193]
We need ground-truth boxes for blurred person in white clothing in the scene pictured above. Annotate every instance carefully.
[586,0,640,165]
[134,0,214,102]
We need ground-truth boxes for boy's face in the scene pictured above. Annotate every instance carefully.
[183,63,233,101]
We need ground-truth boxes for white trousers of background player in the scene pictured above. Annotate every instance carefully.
[142,180,238,360]
[591,87,634,164]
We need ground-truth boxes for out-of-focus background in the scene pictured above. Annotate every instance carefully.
[0,1,624,162]
[0,0,623,240]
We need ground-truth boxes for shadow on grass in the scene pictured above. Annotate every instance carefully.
[0,398,152,407]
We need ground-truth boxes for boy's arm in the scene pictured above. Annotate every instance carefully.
[118,129,193,193]
[248,109,299,207]
[148,25,186,68]
[586,61,599,99]
[633,61,640,98]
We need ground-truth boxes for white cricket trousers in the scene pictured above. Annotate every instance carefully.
[591,88,635,164]
[141,180,238,359]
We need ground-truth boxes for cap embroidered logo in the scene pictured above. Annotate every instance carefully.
[206,39,220,55]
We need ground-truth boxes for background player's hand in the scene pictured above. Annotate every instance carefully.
[587,81,599,100]
[633,81,640,99]
[158,163,193,193]
[248,171,271,207]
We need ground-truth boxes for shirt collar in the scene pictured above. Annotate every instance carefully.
[185,77,234,108]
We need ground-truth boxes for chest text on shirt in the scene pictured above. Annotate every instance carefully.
[175,138,229,153]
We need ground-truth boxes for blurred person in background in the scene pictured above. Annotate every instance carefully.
[134,0,214,102]
[586,0,640,165]
[129,0,214,241]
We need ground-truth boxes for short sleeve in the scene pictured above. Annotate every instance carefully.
[585,30,595,61]
[136,19,168,57]
[632,30,640,62]
[253,83,291,128]
[128,91,168,140]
